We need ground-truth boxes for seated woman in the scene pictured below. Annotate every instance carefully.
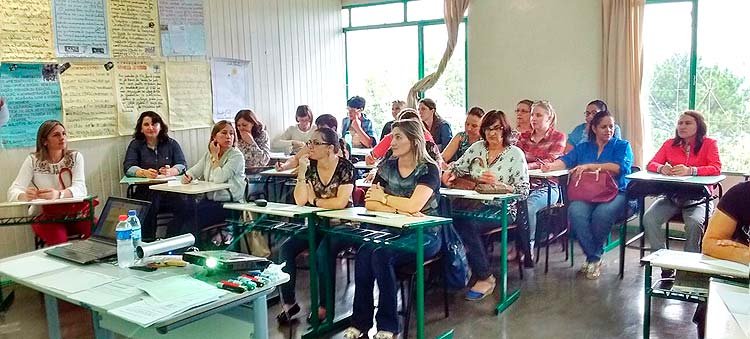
[703,181,750,264]
[168,121,245,239]
[272,105,314,154]
[643,111,721,279]
[517,101,566,250]
[123,111,187,241]
[514,99,533,135]
[274,114,349,171]
[8,120,90,245]
[343,119,442,339]
[277,127,355,323]
[542,110,634,279]
[235,109,270,168]
[442,106,484,165]
[566,99,622,152]
[342,96,377,149]
[441,110,530,300]
[418,98,452,151]
[380,99,407,139]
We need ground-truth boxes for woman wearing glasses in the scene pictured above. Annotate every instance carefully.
[277,127,355,324]
[441,110,530,300]
[566,100,622,152]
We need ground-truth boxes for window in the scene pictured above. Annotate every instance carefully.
[343,0,468,138]
[642,0,750,172]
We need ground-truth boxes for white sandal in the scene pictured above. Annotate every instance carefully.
[343,327,364,339]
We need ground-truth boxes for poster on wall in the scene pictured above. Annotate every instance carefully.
[59,63,118,140]
[0,63,62,148]
[52,0,109,58]
[0,0,56,62]
[210,58,252,122]
[108,0,160,58]
[114,61,168,135]
[165,61,213,130]
[158,0,206,56]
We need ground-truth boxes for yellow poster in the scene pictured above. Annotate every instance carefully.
[108,0,160,58]
[165,61,213,130]
[60,63,118,140]
[0,0,55,62]
[114,61,168,135]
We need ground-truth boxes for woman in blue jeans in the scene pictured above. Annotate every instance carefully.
[276,127,355,324]
[343,119,442,339]
[542,110,634,279]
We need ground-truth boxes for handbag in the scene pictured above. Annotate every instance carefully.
[450,175,478,190]
[442,223,470,289]
[475,183,513,194]
[40,168,99,219]
[567,169,618,203]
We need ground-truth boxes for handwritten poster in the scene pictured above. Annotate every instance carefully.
[158,0,206,56]
[59,63,118,140]
[109,0,160,58]
[211,58,252,122]
[0,0,55,62]
[0,63,62,148]
[114,61,168,135]
[52,0,109,58]
[166,62,213,130]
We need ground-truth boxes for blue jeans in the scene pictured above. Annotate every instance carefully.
[351,230,441,334]
[278,229,353,306]
[568,193,633,263]
[454,212,516,281]
[527,186,560,242]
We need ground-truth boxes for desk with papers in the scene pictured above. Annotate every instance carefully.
[0,249,287,339]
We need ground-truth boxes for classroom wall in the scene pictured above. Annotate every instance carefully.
[467,0,602,136]
[0,0,345,258]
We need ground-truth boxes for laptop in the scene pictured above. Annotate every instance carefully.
[46,197,151,264]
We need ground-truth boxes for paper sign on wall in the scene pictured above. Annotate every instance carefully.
[210,58,252,122]
[114,61,168,135]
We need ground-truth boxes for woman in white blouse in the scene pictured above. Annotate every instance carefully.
[7,120,89,245]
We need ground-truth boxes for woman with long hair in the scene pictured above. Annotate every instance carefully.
[418,98,452,151]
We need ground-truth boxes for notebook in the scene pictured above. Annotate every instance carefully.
[45,197,151,264]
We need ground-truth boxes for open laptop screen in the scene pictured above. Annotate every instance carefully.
[94,197,151,240]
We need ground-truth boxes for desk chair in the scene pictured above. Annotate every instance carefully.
[397,254,447,339]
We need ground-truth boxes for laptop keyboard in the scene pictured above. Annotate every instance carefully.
[68,240,116,257]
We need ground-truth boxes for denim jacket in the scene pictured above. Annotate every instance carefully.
[342,115,378,147]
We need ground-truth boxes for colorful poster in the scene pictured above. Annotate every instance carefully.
[158,0,206,56]
[52,0,109,58]
[59,63,118,140]
[108,0,160,58]
[211,58,252,122]
[0,63,62,148]
[0,0,55,62]
[114,61,168,135]
[165,61,213,130]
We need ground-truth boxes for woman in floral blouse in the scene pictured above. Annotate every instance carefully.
[235,109,270,168]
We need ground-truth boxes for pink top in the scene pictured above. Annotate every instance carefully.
[371,130,435,159]
[646,137,721,176]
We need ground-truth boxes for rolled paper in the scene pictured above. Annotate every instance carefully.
[136,234,195,259]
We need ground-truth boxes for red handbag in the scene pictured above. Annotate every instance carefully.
[567,169,618,203]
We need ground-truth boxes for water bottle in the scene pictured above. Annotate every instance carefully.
[115,215,134,268]
[344,133,352,148]
[127,210,142,248]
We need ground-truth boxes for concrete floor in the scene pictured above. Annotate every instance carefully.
[0,242,702,339]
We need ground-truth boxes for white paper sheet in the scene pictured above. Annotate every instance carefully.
[137,275,217,302]
[700,257,750,276]
[0,255,68,278]
[718,289,750,337]
[31,268,117,294]
[70,276,151,307]
[108,290,224,327]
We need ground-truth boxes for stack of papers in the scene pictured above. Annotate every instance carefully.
[137,275,218,302]
[31,269,117,294]
[0,255,68,278]
[70,276,151,307]
[108,290,225,327]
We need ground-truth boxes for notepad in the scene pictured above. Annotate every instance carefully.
[0,255,68,278]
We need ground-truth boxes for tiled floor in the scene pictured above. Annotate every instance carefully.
[0,242,703,339]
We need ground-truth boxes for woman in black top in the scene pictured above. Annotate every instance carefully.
[277,127,355,323]
[123,111,186,241]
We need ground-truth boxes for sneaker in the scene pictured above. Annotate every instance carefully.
[343,327,364,339]
[374,331,395,339]
[585,261,602,280]
[578,262,591,274]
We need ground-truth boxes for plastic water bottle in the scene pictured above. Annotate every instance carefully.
[127,210,142,248]
[115,215,134,268]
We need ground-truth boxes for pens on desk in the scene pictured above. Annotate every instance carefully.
[358,213,377,217]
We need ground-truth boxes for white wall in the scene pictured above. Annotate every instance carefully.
[467,0,602,135]
[0,0,344,258]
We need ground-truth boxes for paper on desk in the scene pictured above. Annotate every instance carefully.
[137,275,218,302]
[31,268,117,294]
[108,290,225,327]
[718,289,750,337]
[700,256,750,276]
[0,255,68,278]
[70,276,150,307]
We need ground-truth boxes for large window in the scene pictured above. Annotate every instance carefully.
[642,0,750,172]
[343,0,467,137]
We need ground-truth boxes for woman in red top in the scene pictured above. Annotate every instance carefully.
[643,111,722,268]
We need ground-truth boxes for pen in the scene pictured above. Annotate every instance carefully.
[535,158,547,165]
[358,213,377,217]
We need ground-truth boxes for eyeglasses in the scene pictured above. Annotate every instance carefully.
[306,140,331,147]
[514,109,530,113]
[584,111,599,117]
[484,125,504,133]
